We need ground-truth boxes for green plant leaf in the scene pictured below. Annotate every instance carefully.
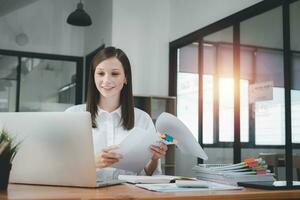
[0,129,20,163]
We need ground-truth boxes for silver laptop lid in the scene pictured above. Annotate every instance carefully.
[0,112,97,187]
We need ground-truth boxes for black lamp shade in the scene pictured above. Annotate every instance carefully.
[67,2,92,26]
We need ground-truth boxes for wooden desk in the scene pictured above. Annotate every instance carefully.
[1,183,300,200]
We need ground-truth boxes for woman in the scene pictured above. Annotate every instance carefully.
[66,46,167,180]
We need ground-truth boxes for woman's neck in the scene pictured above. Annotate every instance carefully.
[98,95,120,113]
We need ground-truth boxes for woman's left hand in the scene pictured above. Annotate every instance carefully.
[149,142,168,161]
[144,142,168,175]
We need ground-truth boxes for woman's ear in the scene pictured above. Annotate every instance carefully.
[124,79,127,85]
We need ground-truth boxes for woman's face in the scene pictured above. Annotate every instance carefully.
[94,57,127,99]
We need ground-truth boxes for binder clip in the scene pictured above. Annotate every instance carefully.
[160,133,177,145]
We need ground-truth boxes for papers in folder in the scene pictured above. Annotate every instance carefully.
[135,181,242,192]
[192,161,275,186]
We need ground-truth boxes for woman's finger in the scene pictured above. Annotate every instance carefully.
[102,145,119,153]
[150,146,166,156]
[159,142,168,151]
[102,160,118,167]
[103,157,119,163]
[102,151,123,159]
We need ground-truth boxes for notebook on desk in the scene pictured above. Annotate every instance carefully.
[0,112,125,188]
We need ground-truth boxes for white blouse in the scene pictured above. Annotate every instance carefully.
[65,104,162,181]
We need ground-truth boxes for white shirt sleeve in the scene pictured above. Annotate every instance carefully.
[135,110,162,175]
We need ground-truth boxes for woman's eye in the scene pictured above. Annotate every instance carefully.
[112,73,120,76]
[98,72,105,76]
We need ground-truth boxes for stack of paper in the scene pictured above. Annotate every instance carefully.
[118,175,197,184]
[192,158,275,186]
[135,181,243,192]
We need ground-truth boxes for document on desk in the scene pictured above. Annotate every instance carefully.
[118,175,197,184]
[136,181,243,192]
[111,127,160,173]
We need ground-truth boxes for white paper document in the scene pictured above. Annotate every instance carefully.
[118,175,197,184]
[249,81,273,103]
[118,175,178,184]
[273,181,300,187]
[156,112,208,160]
[111,127,160,173]
[136,181,243,192]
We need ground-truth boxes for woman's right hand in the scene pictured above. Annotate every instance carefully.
[95,145,123,168]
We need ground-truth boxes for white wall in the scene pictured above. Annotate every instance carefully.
[84,0,113,55]
[111,0,170,96]
[0,0,84,56]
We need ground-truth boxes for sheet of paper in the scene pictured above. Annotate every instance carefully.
[249,81,273,103]
[118,175,178,184]
[273,181,300,187]
[111,127,160,173]
[155,112,208,160]
[136,182,243,192]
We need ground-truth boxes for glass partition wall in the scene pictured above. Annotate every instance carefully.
[169,0,300,187]
[290,0,300,182]
[175,43,200,175]
[0,50,83,112]
[239,6,288,182]
[0,55,18,112]
[290,0,300,111]
[202,27,235,164]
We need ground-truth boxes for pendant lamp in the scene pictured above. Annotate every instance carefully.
[67,0,92,26]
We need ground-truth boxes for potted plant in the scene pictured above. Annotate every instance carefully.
[0,129,20,190]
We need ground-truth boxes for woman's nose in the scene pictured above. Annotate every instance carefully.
[102,75,112,83]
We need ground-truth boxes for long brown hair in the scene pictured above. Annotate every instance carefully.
[86,46,134,130]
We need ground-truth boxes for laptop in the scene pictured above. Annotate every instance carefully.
[0,112,125,188]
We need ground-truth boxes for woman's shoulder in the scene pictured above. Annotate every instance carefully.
[65,104,86,112]
[133,107,155,130]
[134,107,152,121]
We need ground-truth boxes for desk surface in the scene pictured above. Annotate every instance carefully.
[1,183,300,200]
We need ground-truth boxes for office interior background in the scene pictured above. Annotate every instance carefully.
[0,0,299,180]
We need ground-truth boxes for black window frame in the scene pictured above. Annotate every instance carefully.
[169,0,300,163]
[0,49,84,111]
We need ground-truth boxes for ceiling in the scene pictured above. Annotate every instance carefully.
[0,0,38,17]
